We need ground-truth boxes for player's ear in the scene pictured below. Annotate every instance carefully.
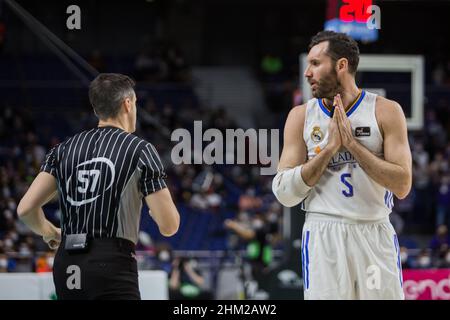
[336,58,348,73]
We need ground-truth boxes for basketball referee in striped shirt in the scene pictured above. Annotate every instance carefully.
[17,73,180,300]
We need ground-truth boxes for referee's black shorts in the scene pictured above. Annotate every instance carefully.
[53,237,140,300]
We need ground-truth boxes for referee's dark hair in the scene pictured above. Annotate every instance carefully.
[89,73,136,120]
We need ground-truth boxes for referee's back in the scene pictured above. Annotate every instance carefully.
[41,125,166,244]
[18,73,180,299]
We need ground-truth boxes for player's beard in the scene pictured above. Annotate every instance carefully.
[311,66,341,99]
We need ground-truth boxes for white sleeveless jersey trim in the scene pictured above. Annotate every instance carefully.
[302,90,392,221]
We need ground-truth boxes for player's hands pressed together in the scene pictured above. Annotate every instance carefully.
[334,94,356,150]
[327,97,342,154]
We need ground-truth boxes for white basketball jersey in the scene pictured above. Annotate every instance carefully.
[302,90,394,221]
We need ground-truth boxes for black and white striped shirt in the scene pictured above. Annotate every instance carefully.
[40,126,167,244]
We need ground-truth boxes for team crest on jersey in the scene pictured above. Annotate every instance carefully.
[311,126,324,143]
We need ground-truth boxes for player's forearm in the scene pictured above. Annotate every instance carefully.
[347,140,411,199]
[18,207,56,237]
[301,146,336,187]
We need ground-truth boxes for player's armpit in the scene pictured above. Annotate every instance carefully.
[144,188,180,237]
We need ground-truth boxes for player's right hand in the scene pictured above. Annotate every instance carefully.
[327,96,342,153]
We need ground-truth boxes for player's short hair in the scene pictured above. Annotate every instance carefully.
[89,73,136,120]
[308,30,360,75]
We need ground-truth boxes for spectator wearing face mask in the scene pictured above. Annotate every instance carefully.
[436,175,450,229]
[415,249,432,269]
[153,243,174,274]
[430,225,450,261]
[399,246,414,269]
[443,249,450,268]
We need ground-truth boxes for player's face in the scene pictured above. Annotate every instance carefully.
[305,41,340,99]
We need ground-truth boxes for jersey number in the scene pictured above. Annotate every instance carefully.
[77,170,100,193]
[341,173,354,197]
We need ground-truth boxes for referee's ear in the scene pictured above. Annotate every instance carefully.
[123,97,133,113]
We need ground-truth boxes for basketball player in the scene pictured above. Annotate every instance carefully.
[17,73,180,299]
[272,31,412,299]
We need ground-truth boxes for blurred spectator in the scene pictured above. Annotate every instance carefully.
[415,249,432,269]
[153,242,174,274]
[260,53,283,79]
[429,152,449,184]
[433,59,450,86]
[436,174,450,228]
[134,48,167,83]
[412,148,432,228]
[425,110,447,155]
[35,252,54,273]
[444,249,450,268]
[429,225,450,266]
[390,209,405,235]
[0,253,8,272]
[169,257,212,300]
[224,212,278,294]
[400,246,414,269]
[165,46,190,82]
[412,142,429,168]
[190,189,209,211]
[238,188,263,213]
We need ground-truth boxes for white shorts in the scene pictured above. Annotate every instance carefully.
[301,212,404,300]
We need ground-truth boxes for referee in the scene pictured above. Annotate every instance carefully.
[17,73,180,300]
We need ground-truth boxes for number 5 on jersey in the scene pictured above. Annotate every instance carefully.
[341,173,353,197]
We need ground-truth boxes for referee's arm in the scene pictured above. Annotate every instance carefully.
[140,143,180,237]
[17,145,61,248]
[17,172,61,248]
[145,189,180,236]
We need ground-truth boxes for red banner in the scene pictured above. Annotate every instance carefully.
[403,269,450,300]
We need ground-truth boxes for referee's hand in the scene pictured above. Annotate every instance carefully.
[43,227,61,250]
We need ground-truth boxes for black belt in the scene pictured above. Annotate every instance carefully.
[62,235,135,252]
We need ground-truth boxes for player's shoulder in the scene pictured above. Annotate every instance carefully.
[374,96,407,134]
[287,103,307,122]
[283,104,308,136]
[375,95,404,114]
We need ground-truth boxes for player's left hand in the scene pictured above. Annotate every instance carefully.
[334,94,356,149]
